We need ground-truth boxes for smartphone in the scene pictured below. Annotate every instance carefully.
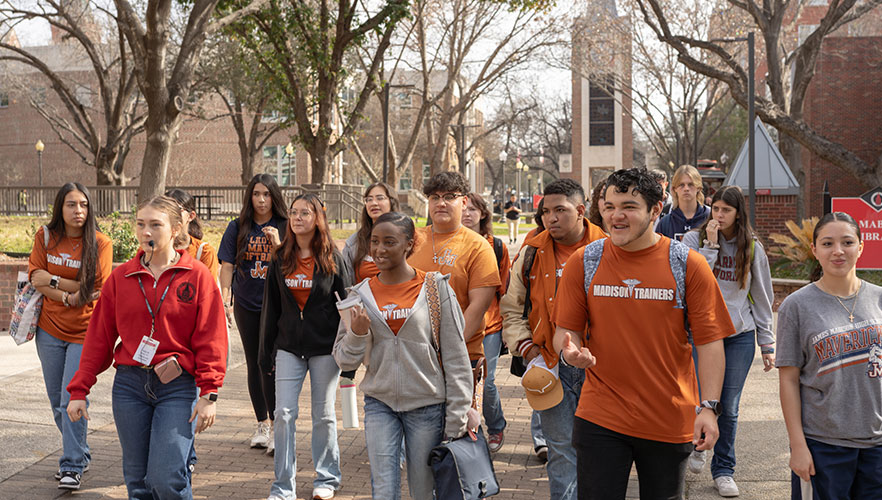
[155,356,182,384]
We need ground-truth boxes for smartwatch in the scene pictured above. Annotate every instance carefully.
[202,392,218,402]
[49,275,60,289]
[695,400,722,416]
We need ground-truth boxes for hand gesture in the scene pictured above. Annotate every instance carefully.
[789,444,815,482]
[350,305,371,336]
[67,400,89,423]
[30,270,51,288]
[561,332,596,369]
[70,290,101,308]
[762,353,775,372]
[189,397,217,434]
[262,226,281,248]
[692,409,720,451]
[706,219,720,245]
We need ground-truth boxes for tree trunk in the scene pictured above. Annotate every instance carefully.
[310,141,329,184]
[138,116,181,200]
[240,147,256,184]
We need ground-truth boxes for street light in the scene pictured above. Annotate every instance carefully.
[527,174,533,208]
[285,142,294,185]
[35,140,44,186]
[498,150,508,197]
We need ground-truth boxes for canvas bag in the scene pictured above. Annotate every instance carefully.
[8,226,49,345]
[424,272,500,499]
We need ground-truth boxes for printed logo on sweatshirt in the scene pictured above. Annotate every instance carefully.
[713,255,738,282]
[177,282,196,304]
[285,274,312,289]
[47,252,81,269]
[251,261,268,279]
[380,303,412,322]
[591,278,675,301]
[811,320,882,377]
[245,235,272,261]
[433,248,458,267]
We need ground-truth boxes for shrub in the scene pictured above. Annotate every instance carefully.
[100,211,139,262]
[768,217,819,280]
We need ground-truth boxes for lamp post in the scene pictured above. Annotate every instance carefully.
[285,142,294,185]
[527,174,533,209]
[498,150,508,198]
[35,140,44,186]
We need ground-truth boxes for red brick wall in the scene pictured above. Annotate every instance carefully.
[753,194,798,244]
[0,261,29,328]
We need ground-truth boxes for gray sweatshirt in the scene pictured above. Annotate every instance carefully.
[332,273,473,439]
[682,230,775,347]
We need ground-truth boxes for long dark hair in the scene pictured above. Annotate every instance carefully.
[588,179,607,229]
[236,174,287,272]
[46,183,98,302]
[697,186,754,289]
[354,182,400,266]
[465,193,493,238]
[810,212,862,282]
[165,188,203,240]
[277,193,337,275]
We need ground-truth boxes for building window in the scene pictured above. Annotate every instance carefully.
[32,86,47,106]
[263,145,296,186]
[422,161,431,186]
[399,166,412,191]
[76,85,92,107]
[589,167,615,192]
[588,77,615,146]
[0,91,8,108]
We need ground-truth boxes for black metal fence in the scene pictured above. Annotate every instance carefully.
[0,184,363,224]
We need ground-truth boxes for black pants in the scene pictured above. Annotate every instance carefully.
[574,418,692,500]
[234,302,275,422]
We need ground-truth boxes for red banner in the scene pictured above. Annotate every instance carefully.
[831,187,882,270]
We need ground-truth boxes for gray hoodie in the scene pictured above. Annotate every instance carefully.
[682,230,775,348]
[332,272,473,439]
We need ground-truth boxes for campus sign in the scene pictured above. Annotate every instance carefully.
[831,187,882,270]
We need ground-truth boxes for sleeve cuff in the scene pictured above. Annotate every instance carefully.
[517,340,534,358]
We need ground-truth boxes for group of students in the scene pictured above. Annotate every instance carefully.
[25,165,881,500]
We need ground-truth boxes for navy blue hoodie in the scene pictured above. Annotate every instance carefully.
[656,204,710,241]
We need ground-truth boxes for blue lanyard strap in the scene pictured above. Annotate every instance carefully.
[137,270,178,338]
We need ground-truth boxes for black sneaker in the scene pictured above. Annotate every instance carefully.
[58,471,81,490]
[55,463,89,480]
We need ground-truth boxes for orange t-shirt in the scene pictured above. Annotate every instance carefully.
[286,256,314,310]
[552,237,734,443]
[356,256,379,282]
[553,240,583,280]
[408,225,501,359]
[28,228,113,343]
[186,236,219,281]
[483,235,510,335]
[370,269,426,335]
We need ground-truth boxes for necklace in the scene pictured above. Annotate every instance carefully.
[831,281,862,323]
[431,226,463,266]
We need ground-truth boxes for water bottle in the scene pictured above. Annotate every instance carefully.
[340,377,359,429]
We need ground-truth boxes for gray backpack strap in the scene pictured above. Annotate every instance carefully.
[196,241,207,261]
[668,239,691,342]
[582,238,607,328]
[43,225,49,247]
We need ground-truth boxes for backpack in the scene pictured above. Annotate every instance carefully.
[582,238,693,343]
[519,245,539,321]
[491,237,509,300]
[196,241,208,261]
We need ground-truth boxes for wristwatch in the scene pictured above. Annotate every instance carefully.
[49,275,60,289]
[202,392,218,402]
[695,400,722,416]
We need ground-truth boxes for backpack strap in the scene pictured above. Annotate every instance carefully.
[424,271,444,375]
[668,239,692,343]
[43,225,49,248]
[196,241,207,261]
[493,237,503,268]
[582,238,607,328]
[520,246,538,320]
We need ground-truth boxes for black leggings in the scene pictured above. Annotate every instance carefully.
[234,302,275,422]
[574,417,692,500]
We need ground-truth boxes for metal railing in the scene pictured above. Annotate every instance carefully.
[0,184,364,224]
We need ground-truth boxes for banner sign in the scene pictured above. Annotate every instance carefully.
[831,187,882,270]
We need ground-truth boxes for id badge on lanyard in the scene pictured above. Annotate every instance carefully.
[134,271,178,366]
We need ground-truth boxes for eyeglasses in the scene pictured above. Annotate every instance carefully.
[428,193,463,203]
[288,209,314,218]
[363,195,388,204]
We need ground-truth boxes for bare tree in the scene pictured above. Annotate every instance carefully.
[634,0,882,216]
[0,0,145,184]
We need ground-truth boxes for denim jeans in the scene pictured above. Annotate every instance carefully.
[35,328,90,474]
[270,351,342,499]
[482,330,507,434]
[539,363,584,500]
[112,364,197,500]
[363,396,444,500]
[711,330,756,479]
[791,439,882,500]
[531,411,546,449]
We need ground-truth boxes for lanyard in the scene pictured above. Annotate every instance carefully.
[137,271,178,338]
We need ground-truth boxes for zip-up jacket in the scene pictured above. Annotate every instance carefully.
[656,204,710,239]
[68,249,228,400]
[332,273,472,439]
[258,251,352,374]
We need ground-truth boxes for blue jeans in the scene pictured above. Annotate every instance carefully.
[270,351,341,499]
[363,396,444,499]
[532,411,546,449]
[35,328,90,474]
[791,439,882,499]
[539,363,584,500]
[482,330,507,434]
[711,330,756,479]
[112,364,197,500]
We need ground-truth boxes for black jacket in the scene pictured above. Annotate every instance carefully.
[258,250,352,373]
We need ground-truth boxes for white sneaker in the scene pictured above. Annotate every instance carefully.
[687,449,708,474]
[312,486,335,499]
[250,421,271,448]
[714,476,740,497]
[266,428,275,456]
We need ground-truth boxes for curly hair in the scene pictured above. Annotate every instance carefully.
[587,179,607,229]
[603,167,663,210]
[423,171,469,196]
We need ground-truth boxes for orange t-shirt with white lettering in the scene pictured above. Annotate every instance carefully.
[286,256,314,310]
[408,226,501,359]
[552,237,734,443]
[186,236,219,281]
[356,257,379,282]
[370,269,426,335]
[28,227,113,343]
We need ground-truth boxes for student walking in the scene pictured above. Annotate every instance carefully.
[462,193,510,452]
[333,212,472,500]
[259,193,351,500]
[342,182,400,282]
[656,164,710,240]
[67,195,227,499]
[682,186,776,497]
[28,183,112,490]
[777,212,882,499]
[166,189,220,281]
[218,174,287,452]
[504,194,522,244]
[552,168,732,500]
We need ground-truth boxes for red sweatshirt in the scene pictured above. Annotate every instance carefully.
[68,249,228,400]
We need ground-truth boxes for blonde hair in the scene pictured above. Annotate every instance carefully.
[670,165,704,208]
[137,195,188,248]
